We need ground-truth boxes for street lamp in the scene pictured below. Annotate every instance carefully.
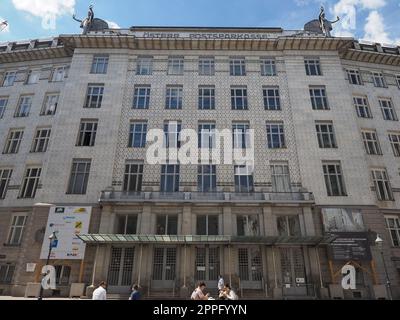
[38,232,58,301]
[375,235,393,300]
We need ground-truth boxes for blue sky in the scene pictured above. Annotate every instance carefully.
[0,0,399,45]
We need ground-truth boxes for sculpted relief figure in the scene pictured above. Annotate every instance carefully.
[319,6,340,37]
[73,5,94,34]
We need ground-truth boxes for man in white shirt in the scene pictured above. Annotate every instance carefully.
[221,284,238,300]
[218,275,225,293]
[191,282,209,300]
[92,281,107,300]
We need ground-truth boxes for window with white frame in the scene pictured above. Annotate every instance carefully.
[0,264,15,284]
[385,216,400,247]
[277,215,301,237]
[199,56,215,76]
[362,130,382,155]
[372,169,394,201]
[3,129,24,154]
[323,162,347,197]
[353,96,372,118]
[231,86,248,110]
[199,122,216,149]
[84,84,104,108]
[51,66,67,82]
[164,121,181,148]
[389,132,400,157]
[166,85,183,109]
[379,98,398,121]
[230,57,246,76]
[304,58,322,76]
[0,169,12,199]
[54,265,71,285]
[0,97,8,118]
[67,159,91,195]
[41,93,59,116]
[129,121,147,148]
[237,215,260,236]
[136,56,153,75]
[2,71,17,87]
[347,69,362,85]
[260,58,276,76]
[198,86,215,110]
[271,162,291,192]
[20,167,41,198]
[372,72,386,88]
[123,162,143,193]
[77,120,98,147]
[15,95,33,117]
[168,56,184,75]
[234,165,254,193]
[133,85,151,109]
[91,55,109,74]
[263,86,281,110]
[25,70,40,84]
[160,165,180,192]
[116,214,138,234]
[233,122,250,149]
[197,215,219,235]
[31,128,51,153]
[156,215,178,235]
[310,86,329,110]
[316,121,337,148]
[198,164,217,192]
[6,215,27,245]
[266,122,286,149]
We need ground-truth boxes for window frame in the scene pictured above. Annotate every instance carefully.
[123,162,144,193]
[77,120,98,147]
[84,84,104,109]
[91,55,109,74]
[0,169,12,199]
[260,58,276,76]
[316,121,337,149]
[197,164,217,192]
[167,56,184,75]
[361,130,382,155]
[136,56,153,75]
[41,93,59,116]
[353,96,372,119]
[379,98,398,121]
[199,56,215,76]
[66,159,91,195]
[323,162,347,197]
[15,95,33,118]
[372,169,394,201]
[31,127,51,153]
[198,86,215,110]
[266,122,286,149]
[389,132,400,157]
[310,86,329,110]
[128,121,148,148]
[231,86,248,110]
[263,86,281,110]
[230,57,246,76]
[165,85,183,110]
[19,167,41,199]
[160,164,180,193]
[304,58,322,76]
[3,129,24,154]
[133,85,151,109]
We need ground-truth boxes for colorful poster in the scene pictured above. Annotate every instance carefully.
[40,206,92,260]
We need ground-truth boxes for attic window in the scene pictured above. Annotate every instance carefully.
[12,43,30,51]
[34,41,53,49]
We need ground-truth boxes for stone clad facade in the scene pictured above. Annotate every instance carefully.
[0,27,399,299]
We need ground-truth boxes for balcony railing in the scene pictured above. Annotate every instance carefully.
[100,190,314,203]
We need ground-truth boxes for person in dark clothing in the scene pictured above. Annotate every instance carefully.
[129,284,141,300]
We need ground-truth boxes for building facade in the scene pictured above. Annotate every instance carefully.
[0,26,400,299]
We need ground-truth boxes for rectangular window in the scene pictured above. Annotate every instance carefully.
[164,121,181,148]
[67,160,91,195]
[197,215,219,235]
[199,57,215,76]
[198,86,215,110]
[168,56,184,75]
[234,165,254,193]
[6,215,27,245]
[166,86,183,109]
[260,58,276,76]
[271,163,291,192]
[323,162,347,197]
[233,122,250,149]
[379,98,398,121]
[310,86,329,110]
[133,85,151,109]
[31,128,51,153]
[77,120,98,147]
[266,122,286,149]
[84,84,104,108]
[372,169,394,201]
[230,57,246,76]
[372,72,386,88]
[316,121,337,148]
[0,265,15,284]
[20,167,41,198]
[51,66,67,82]
[156,215,178,235]
[389,132,400,157]
[277,216,301,237]
[123,162,143,193]
[362,130,382,155]
[231,86,248,110]
[15,96,33,117]
[2,71,17,87]
[198,165,217,192]
[3,129,24,154]
[91,55,109,74]
[160,165,180,192]
[385,216,400,247]
[263,86,281,110]
[129,121,147,148]
[0,169,12,199]
[116,215,138,235]
[353,96,372,118]
[0,97,8,118]
[26,70,40,84]
[136,56,153,75]
[41,93,59,116]
[54,265,71,286]
[237,215,260,236]
[347,69,362,85]
[199,122,216,149]
[305,58,322,76]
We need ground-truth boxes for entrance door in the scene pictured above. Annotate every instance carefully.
[280,247,308,296]
[195,247,220,288]
[107,247,135,293]
[238,247,263,289]
[152,247,177,289]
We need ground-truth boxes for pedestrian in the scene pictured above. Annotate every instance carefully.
[92,281,107,300]
[220,284,238,300]
[218,275,225,294]
[129,284,141,300]
[191,282,209,300]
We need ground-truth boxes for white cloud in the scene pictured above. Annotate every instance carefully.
[0,18,10,33]
[106,20,120,29]
[362,10,391,44]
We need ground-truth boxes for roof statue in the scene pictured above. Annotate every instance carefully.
[318,6,340,37]
[72,5,109,35]
[0,20,8,32]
